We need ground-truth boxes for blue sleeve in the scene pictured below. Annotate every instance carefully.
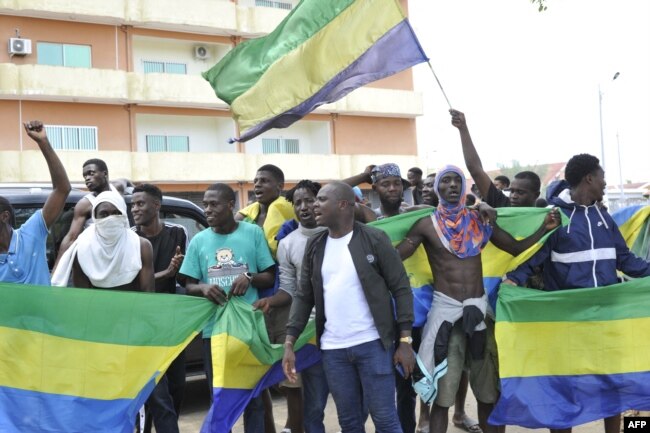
[179,236,203,281]
[22,210,49,241]
[613,223,650,278]
[506,231,556,285]
[254,226,276,272]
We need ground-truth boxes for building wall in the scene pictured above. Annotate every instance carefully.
[0,16,126,70]
[333,116,417,155]
[17,101,131,152]
[0,1,423,188]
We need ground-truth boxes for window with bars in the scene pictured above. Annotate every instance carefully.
[37,43,92,68]
[146,135,190,152]
[143,61,187,75]
[261,138,299,154]
[44,125,97,150]
[255,0,293,10]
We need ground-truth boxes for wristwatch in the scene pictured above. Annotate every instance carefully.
[399,336,413,345]
[243,272,253,282]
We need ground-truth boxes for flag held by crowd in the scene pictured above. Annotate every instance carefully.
[203,0,428,142]
[201,297,320,433]
[0,283,216,433]
[369,206,559,323]
[490,278,650,428]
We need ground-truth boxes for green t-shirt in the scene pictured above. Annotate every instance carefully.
[179,221,275,335]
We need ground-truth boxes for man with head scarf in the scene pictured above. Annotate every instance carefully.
[52,190,154,291]
[397,165,560,433]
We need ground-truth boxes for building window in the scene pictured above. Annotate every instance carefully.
[44,125,98,150]
[143,61,187,75]
[255,0,293,10]
[37,43,91,68]
[262,138,299,154]
[146,135,190,152]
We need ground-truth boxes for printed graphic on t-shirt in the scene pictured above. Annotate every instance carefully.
[207,247,249,291]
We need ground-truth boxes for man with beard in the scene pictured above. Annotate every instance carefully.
[131,183,187,433]
[0,121,71,285]
[397,166,559,433]
[55,157,115,265]
[504,154,650,433]
[452,110,541,209]
[180,183,276,433]
[51,190,154,292]
[283,181,414,433]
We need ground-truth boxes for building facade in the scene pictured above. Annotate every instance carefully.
[0,0,423,205]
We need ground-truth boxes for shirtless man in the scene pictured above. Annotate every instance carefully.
[397,166,559,433]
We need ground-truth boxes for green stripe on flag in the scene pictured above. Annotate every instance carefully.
[203,0,357,104]
[497,277,650,323]
[0,283,216,346]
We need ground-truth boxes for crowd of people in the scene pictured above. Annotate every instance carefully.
[1,110,649,433]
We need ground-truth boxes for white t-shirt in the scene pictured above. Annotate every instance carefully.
[320,231,380,350]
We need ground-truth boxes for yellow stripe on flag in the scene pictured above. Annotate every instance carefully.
[211,333,268,389]
[497,318,650,378]
[232,0,404,131]
[0,326,196,400]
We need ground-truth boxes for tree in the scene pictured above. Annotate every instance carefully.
[531,0,548,12]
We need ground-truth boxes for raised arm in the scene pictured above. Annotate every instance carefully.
[342,164,375,187]
[490,208,560,256]
[24,121,71,228]
[450,110,493,201]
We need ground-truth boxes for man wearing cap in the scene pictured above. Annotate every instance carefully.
[397,165,559,433]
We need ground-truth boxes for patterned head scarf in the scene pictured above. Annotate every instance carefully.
[432,165,492,258]
[371,163,402,184]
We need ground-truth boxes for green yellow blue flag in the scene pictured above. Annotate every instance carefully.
[369,206,559,320]
[203,0,427,142]
[0,283,216,433]
[201,298,319,433]
[490,278,650,428]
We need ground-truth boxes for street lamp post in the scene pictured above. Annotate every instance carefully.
[598,72,620,205]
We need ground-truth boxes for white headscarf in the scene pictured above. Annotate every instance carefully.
[52,191,142,288]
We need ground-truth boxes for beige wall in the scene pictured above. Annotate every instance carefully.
[0,16,127,70]
[334,116,417,155]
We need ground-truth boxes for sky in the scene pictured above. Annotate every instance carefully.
[408,0,650,184]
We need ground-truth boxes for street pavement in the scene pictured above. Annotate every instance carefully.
[177,377,608,433]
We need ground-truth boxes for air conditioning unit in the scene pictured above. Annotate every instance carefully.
[8,37,32,56]
[194,45,210,60]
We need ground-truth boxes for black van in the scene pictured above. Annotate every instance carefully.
[1,185,208,377]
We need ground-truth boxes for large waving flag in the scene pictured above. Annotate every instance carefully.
[0,283,216,433]
[490,278,650,428]
[203,0,428,142]
[369,207,560,322]
[201,297,320,433]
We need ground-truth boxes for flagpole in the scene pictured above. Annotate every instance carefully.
[427,61,452,109]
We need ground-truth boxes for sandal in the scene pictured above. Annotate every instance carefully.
[453,414,482,433]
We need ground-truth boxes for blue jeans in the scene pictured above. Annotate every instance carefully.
[322,339,402,433]
[302,361,330,433]
[203,338,265,433]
